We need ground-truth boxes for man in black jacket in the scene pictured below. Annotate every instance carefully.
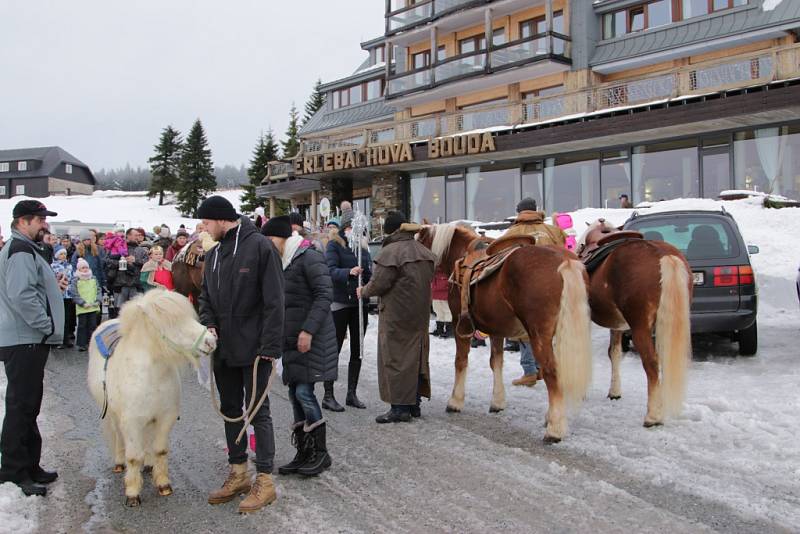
[198,196,285,514]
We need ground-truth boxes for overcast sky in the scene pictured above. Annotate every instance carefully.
[0,0,384,171]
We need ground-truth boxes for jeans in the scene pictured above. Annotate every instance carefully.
[0,344,49,482]
[214,358,275,473]
[114,286,140,311]
[76,312,98,349]
[288,382,323,428]
[519,341,539,376]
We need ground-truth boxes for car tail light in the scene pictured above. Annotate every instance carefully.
[738,265,754,285]
[712,266,755,286]
[713,267,738,287]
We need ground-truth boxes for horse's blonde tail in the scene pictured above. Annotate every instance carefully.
[655,254,691,418]
[554,259,593,409]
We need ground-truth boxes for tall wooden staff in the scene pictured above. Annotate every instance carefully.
[349,210,370,360]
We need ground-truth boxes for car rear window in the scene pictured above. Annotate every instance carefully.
[627,216,739,260]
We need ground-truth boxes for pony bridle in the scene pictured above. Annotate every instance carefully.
[160,328,213,360]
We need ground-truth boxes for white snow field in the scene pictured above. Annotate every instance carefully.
[0,190,798,530]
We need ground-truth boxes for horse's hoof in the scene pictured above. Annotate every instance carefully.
[489,405,504,414]
[125,496,141,507]
[157,484,173,497]
[608,394,621,401]
[643,420,663,428]
[112,464,125,474]
[445,405,461,413]
[543,435,562,444]
[142,465,153,474]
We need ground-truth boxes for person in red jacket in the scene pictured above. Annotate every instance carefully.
[430,269,452,338]
[165,229,189,262]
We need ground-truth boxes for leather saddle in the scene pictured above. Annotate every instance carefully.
[580,229,643,274]
[452,235,535,339]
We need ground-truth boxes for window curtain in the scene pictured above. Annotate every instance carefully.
[410,174,426,223]
[466,167,481,220]
[754,127,786,194]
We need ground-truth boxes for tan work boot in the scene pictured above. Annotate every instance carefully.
[238,473,277,513]
[208,463,251,504]
[512,374,538,387]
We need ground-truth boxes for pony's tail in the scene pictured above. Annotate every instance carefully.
[554,259,593,409]
[655,255,692,418]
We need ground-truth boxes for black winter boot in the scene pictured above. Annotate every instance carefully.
[440,322,454,339]
[278,423,309,475]
[430,321,444,336]
[297,424,332,476]
[322,381,345,412]
[375,405,412,424]
[345,359,366,409]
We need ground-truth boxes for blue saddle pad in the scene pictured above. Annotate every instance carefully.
[94,322,122,360]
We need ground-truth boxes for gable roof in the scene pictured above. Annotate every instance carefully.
[0,146,94,183]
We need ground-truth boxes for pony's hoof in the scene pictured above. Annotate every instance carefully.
[488,405,504,414]
[157,484,173,497]
[445,405,461,413]
[112,464,125,474]
[543,435,562,444]
[608,394,621,401]
[643,420,663,428]
[142,465,153,474]
[125,496,141,507]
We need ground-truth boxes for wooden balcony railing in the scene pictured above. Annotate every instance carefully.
[299,43,800,158]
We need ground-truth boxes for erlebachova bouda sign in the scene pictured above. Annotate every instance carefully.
[294,132,496,175]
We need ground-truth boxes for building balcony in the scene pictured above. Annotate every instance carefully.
[387,31,571,100]
[299,43,800,157]
[386,0,487,36]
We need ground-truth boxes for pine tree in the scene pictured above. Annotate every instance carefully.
[240,129,279,213]
[303,79,325,125]
[282,104,301,159]
[177,119,217,217]
[147,125,183,205]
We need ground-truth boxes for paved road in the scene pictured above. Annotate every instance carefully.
[34,337,789,534]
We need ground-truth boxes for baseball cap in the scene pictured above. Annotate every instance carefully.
[12,200,58,218]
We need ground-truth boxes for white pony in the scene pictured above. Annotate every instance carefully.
[87,289,217,507]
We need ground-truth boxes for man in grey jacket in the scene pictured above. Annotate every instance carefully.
[0,200,66,497]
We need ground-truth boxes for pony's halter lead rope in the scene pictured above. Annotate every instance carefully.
[209,354,276,445]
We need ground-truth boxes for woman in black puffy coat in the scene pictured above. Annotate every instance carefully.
[324,212,371,411]
[262,216,338,477]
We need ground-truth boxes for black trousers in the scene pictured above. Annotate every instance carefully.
[333,306,369,363]
[63,298,76,343]
[77,312,99,349]
[0,344,49,482]
[214,358,275,473]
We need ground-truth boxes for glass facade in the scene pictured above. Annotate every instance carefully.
[402,123,800,224]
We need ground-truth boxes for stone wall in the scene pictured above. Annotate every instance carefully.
[370,172,404,237]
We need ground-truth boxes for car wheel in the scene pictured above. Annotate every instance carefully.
[738,321,758,356]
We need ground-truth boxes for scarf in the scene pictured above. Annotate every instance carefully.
[281,234,304,270]
[75,268,93,281]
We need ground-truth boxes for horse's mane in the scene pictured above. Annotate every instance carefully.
[429,223,479,266]
[118,290,200,366]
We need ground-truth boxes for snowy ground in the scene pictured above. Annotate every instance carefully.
[0,191,798,531]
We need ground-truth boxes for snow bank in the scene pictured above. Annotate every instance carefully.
[0,189,244,238]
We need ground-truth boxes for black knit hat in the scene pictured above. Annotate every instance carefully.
[197,196,238,221]
[383,210,406,235]
[516,197,537,213]
[288,212,304,227]
[261,215,292,238]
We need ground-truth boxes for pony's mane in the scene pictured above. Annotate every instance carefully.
[118,290,200,365]
[429,223,479,266]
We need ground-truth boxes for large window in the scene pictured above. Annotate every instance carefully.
[701,137,731,199]
[521,162,544,210]
[332,78,384,109]
[601,151,632,208]
[466,165,520,222]
[603,0,672,39]
[520,11,564,54]
[633,139,699,204]
[734,126,800,198]
[545,155,600,213]
[445,173,466,221]
[410,172,445,223]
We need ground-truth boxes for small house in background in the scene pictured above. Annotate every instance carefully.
[0,146,95,198]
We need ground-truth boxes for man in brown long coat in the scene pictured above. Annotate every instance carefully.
[358,211,436,423]
[503,197,567,387]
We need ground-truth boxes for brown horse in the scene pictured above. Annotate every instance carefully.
[171,239,205,310]
[417,223,593,442]
[578,219,692,427]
